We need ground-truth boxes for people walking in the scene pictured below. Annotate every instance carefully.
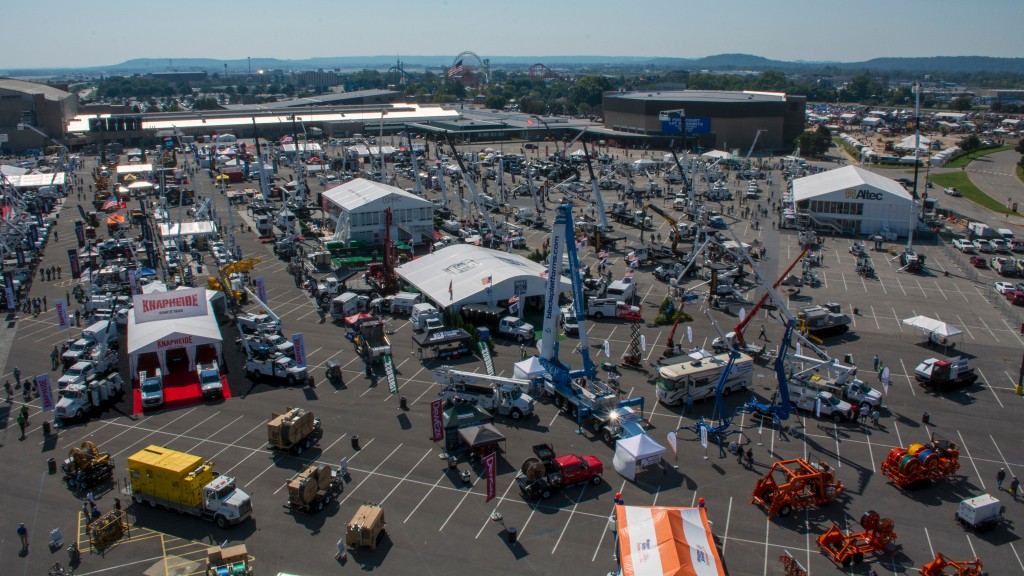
[17,523,28,551]
[997,468,1007,490]
[873,354,879,371]
[17,412,27,439]
[1010,476,1020,500]
[870,410,880,428]
[860,403,869,424]
[759,324,768,341]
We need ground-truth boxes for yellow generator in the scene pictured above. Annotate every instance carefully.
[127,445,215,509]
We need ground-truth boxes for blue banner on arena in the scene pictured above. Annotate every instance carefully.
[660,115,711,135]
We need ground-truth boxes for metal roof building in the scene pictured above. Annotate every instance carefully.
[791,166,916,238]
[395,244,571,310]
[321,178,434,246]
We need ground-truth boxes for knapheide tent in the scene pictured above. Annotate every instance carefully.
[615,505,726,576]
[513,356,545,380]
[613,433,667,481]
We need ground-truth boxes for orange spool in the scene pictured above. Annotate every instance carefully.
[886,447,907,462]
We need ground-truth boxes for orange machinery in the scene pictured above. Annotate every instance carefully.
[779,551,808,576]
[919,553,984,576]
[817,510,897,567]
[881,437,960,488]
[751,458,844,518]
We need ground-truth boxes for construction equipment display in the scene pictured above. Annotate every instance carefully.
[346,503,387,550]
[206,543,253,576]
[285,464,341,513]
[955,494,1005,532]
[88,510,129,551]
[126,445,254,528]
[62,441,115,491]
[779,551,808,576]
[817,510,898,567]
[918,553,984,576]
[881,437,960,488]
[751,458,844,518]
[267,407,323,455]
[516,443,604,500]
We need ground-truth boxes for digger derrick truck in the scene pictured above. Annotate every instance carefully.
[751,458,844,518]
[62,441,115,491]
[284,464,341,513]
[881,437,960,489]
[267,407,323,455]
[516,443,603,500]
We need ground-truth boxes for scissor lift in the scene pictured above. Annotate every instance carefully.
[751,458,844,518]
[817,510,897,567]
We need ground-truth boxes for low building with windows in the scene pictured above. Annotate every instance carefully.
[791,166,917,238]
[321,178,434,246]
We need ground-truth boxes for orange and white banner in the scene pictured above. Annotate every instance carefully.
[616,505,725,576]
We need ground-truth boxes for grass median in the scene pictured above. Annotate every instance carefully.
[944,145,1013,168]
[929,171,1012,214]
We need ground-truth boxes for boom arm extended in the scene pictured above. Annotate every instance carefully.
[582,141,611,231]
[445,134,496,234]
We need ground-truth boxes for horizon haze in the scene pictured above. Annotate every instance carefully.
[2,0,1023,70]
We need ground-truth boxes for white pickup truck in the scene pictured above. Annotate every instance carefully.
[198,362,224,399]
[498,317,535,343]
[245,354,308,385]
[58,352,118,391]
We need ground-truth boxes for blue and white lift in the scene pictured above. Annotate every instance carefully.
[537,203,646,444]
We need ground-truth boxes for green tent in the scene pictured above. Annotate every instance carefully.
[443,404,494,451]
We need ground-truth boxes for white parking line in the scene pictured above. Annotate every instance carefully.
[551,482,589,554]
[976,316,999,342]
[339,443,402,507]
[721,496,733,554]
[439,474,483,532]
[975,368,1003,408]
[870,306,880,330]
[932,279,948,300]
[187,414,245,454]
[898,358,916,397]
[892,308,903,332]
[956,430,985,490]
[1011,543,1024,572]
[955,314,976,340]
[111,408,204,458]
[406,469,448,524]
[1000,317,1024,347]
[924,527,935,559]
[379,448,433,505]
[841,272,848,292]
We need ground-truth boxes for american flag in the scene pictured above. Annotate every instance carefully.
[447,59,464,78]
[449,279,453,300]
[539,270,548,279]
[481,275,492,286]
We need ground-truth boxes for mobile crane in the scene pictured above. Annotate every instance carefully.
[537,203,646,443]
[445,134,498,238]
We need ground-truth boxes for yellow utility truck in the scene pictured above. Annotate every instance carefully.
[127,445,253,528]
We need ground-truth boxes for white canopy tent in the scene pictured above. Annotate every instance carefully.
[613,434,667,481]
[901,315,963,347]
[513,356,546,380]
[126,289,223,378]
[6,172,67,188]
[157,221,218,238]
[700,149,731,161]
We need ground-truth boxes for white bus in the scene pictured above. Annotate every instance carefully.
[655,352,754,406]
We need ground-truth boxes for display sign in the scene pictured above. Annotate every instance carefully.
[157,335,193,350]
[845,188,884,201]
[666,431,677,456]
[659,111,711,135]
[254,277,267,304]
[430,399,444,442]
[4,275,15,311]
[37,373,55,413]
[75,221,85,245]
[54,298,69,330]
[132,287,208,324]
[68,249,80,279]
[700,426,708,448]
[483,451,497,503]
[15,246,25,267]
[128,269,138,295]
[292,333,306,369]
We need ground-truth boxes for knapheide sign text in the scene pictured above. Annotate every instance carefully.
[133,287,208,324]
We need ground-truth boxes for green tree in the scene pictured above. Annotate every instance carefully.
[952,95,973,111]
[957,135,981,152]
[484,94,507,110]
[236,84,248,95]
[570,75,612,111]
[795,125,832,157]
[194,97,222,111]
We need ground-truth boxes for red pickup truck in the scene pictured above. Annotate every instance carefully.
[516,444,603,500]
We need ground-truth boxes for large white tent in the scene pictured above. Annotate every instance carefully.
[321,178,434,245]
[126,288,223,377]
[902,315,963,346]
[791,165,917,237]
[395,243,571,310]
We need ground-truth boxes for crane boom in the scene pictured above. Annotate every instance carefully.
[406,130,423,196]
[733,247,808,347]
[582,141,611,231]
[445,134,495,235]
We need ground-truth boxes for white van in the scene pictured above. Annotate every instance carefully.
[606,280,637,303]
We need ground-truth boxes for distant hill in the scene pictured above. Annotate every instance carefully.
[4,53,1024,76]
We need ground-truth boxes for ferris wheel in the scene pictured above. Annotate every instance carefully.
[448,51,489,86]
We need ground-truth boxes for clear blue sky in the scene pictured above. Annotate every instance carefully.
[3,0,1022,69]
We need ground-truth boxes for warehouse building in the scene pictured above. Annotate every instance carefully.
[321,178,434,246]
[395,244,571,311]
[0,78,79,152]
[790,166,917,238]
[601,90,806,152]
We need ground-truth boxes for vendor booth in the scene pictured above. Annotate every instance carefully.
[443,403,494,452]
[612,434,667,481]
[413,328,473,361]
[614,505,726,576]
[127,287,224,378]
[901,315,963,350]
[457,423,506,460]
[513,356,546,380]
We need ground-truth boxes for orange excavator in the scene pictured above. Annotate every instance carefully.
[751,458,844,518]
[817,510,898,567]
[919,553,984,576]
[881,436,960,489]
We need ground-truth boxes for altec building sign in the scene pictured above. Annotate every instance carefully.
[845,188,884,201]
[133,287,209,324]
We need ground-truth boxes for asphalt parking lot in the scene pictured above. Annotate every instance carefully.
[4,146,1024,576]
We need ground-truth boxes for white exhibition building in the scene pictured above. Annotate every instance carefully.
[395,244,572,310]
[321,178,434,246]
[791,166,918,238]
